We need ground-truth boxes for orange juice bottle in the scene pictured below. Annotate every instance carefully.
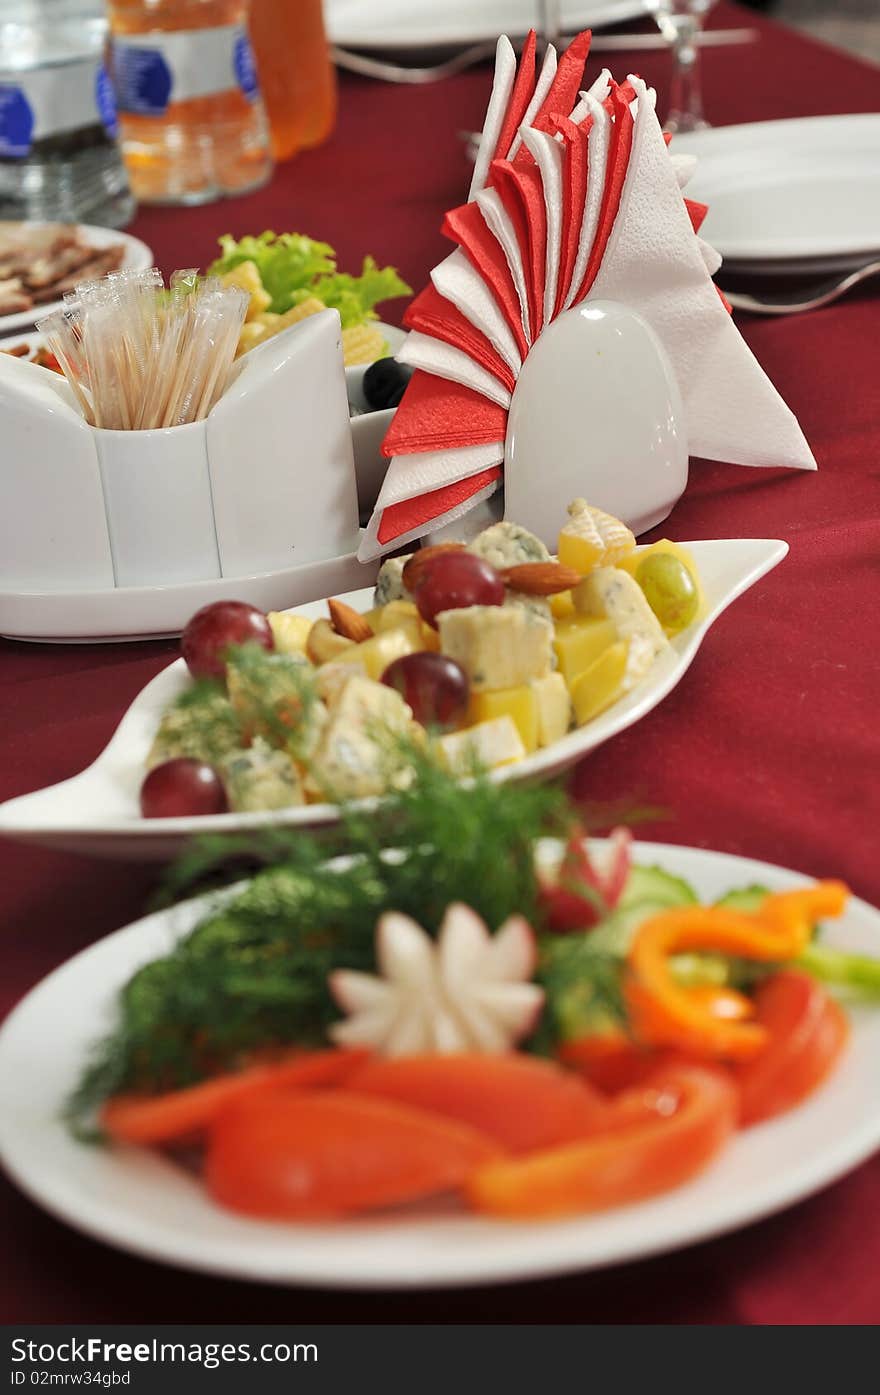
[248,0,337,162]
[106,0,273,204]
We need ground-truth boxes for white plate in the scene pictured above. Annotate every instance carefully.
[0,538,786,858]
[0,223,154,335]
[326,0,649,49]
[0,547,378,645]
[673,116,880,268]
[0,839,877,1289]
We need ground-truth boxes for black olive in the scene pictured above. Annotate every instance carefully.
[363,356,413,411]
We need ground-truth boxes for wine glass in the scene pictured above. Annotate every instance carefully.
[536,0,562,50]
[646,1,719,134]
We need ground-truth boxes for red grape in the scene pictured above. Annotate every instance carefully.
[381,652,469,728]
[414,552,505,629]
[181,601,273,679]
[140,759,229,818]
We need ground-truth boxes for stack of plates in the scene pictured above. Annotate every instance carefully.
[325,0,650,50]
[672,114,880,278]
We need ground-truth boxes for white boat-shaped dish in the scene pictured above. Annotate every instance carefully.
[0,838,877,1289]
[0,538,787,859]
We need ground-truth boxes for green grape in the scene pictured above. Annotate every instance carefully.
[635,552,699,632]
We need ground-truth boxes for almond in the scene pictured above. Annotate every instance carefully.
[402,543,465,593]
[500,562,583,596]
[328,598,373,644]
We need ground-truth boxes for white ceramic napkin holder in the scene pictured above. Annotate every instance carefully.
[0,310,361,591]
[424,301,688,550]
[503,300,688,544]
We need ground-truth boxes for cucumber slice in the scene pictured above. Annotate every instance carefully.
[618,864,698,911]
[714,885,769,915]
[589,898,681,957]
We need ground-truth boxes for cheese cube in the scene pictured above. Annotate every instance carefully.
[532,672,572,747]
[467,521,549,569]
[469,685,539,754]
[439,717,526,774]
[377,600,424,649]
[570,643,629,725]
[309,676,413,800]
[438,605,552,692]
[557,499,636,574]
[315,658,368,706]
[350,627,418,681]
[549,590,575,621]
[572,567,669,690]
[267,611,312,657]
[220,739,305,812]
[552,616,617,685]
[374,554,413,607]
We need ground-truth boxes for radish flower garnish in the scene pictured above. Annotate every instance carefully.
[329,903,544,1056]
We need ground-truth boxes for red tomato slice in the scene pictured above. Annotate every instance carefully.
[559,1032,665,1093]
[205,1089,503,1219]
[101,1048,368,1145]
[346,1052,609,1153]
[465,1063,738,1218]
[735,970,849,1126]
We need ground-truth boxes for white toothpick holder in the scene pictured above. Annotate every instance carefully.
[0,309,361,591]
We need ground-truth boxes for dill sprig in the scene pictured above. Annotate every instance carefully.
[66,751,572,1135]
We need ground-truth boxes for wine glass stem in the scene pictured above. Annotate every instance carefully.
[667,15,706,131]
[537,0,562,49]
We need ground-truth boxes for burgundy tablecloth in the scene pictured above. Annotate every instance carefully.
[2,4,879,1325]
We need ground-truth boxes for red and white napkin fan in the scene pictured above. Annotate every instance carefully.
[360,29,815,560]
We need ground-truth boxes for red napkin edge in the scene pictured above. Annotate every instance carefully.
[376,467,502,543]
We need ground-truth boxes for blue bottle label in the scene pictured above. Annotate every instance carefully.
[233,31,260,104]
[109,26,262,115]
[95,65,119,138]
[111,44,173,117]
[0,85,35,158]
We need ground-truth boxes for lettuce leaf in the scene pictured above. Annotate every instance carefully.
[311,257,412,329]
[209,233,410,322]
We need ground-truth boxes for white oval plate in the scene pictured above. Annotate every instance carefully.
[0,538,786,859]
[672,115,880,267]
[0,840,878,1289]
[0,223,154,335]
[326,0,650,50]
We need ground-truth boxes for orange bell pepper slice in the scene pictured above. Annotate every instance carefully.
[623,881,849,1062]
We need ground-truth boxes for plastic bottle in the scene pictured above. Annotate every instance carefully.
[106,0,273,205]
[248,0,336,162]
[0,1,134,226]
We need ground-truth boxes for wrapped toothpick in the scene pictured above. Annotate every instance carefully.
[37,268,248,431]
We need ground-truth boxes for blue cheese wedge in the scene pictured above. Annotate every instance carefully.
[573,566,669,690]
[147,688,240,770]
[373,554,413,607]
[502,590,553,625]
[438,604,553,692]
[220,739,305,813]
[439,716,526,774]
[467,520,550,569]
[309,675,414,800]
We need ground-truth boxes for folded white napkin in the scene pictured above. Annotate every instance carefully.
[359,30,815,561]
